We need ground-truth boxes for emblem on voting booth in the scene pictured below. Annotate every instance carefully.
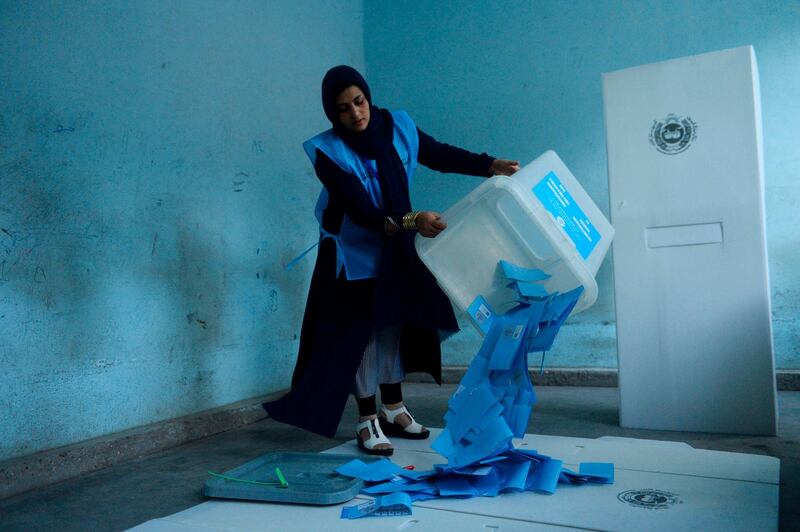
[649,113,697,154]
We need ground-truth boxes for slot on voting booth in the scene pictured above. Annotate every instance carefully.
[603,45,777,435]
[415,150,613,325]
[645,222,724,249]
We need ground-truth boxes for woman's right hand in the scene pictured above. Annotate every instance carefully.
[490,158,521,176]
[415,211,447,238]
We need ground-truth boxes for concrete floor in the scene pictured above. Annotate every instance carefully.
[1,384,798,532]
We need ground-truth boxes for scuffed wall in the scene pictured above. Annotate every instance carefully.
[0,0,365,460]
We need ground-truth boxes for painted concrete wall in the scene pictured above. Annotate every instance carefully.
[0,0,364,461]
[3,0,798,462]
[363,0,800,369]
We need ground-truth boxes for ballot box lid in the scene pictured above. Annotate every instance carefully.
[202,452,375,505]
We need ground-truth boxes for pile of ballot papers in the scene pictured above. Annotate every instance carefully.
[337,261,614,519]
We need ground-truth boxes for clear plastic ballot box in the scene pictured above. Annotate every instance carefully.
[415,150,613,323]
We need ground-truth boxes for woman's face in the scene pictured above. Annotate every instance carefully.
[335,85,370,133]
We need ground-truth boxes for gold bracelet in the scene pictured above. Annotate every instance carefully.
[402,211,419,231]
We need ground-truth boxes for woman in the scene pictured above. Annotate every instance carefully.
[264,65,519,455]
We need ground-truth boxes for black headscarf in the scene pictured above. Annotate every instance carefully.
[322,66,385,156]
[320,65,457,335]
[321,65,411,217]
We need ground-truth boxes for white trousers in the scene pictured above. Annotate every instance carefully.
[354,327,405,399]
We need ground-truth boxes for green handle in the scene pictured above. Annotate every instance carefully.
[275,467,289,487]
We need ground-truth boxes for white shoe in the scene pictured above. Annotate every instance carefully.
[379,405,430,440]
[356,417,393,456]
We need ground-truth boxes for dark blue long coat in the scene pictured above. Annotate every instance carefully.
[264,129,494,438]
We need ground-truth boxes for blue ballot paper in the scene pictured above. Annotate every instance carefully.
[467,295,497,335]
[336,458,402,482]
[488,315,529,370]
[578,462,614,483]
[499,260,551,282]
[340,493,413,519]
[334,260,612,517]
[513,281,550,299]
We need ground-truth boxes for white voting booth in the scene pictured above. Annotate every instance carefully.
[603,46,777,435]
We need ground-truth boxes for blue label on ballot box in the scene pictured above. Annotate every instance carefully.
[533,171,600,259]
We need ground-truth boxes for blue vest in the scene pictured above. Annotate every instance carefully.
[302,110,419,280]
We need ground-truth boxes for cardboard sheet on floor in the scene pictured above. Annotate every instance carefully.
[127,498,560,531]
[325,429,778,531]
[128,428,778,531]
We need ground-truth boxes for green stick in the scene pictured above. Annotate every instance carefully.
[275,467,289,487]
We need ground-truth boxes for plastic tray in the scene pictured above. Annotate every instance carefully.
[202,452,375,505]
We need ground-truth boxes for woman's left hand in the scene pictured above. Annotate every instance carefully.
[415,211,447,238]
[490,159,521,176]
